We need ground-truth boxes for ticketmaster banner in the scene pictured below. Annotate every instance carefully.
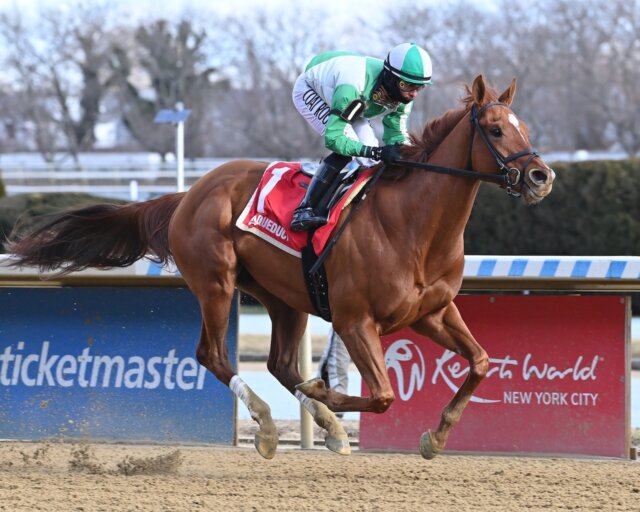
[0,287,238,444]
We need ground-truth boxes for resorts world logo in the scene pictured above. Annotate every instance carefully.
[385,339,426,401]
[384,339,602,404]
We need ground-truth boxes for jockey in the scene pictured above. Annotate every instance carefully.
[290,42,433,231]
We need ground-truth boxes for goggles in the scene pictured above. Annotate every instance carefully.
[398,79,425,92]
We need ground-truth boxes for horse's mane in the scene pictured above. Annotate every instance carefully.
[398,105,469,167]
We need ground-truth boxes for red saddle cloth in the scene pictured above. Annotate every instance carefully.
[236,161,373,257]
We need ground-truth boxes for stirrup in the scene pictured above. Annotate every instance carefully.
[290,207,327,232]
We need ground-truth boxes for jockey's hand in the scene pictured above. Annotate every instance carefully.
[361,144,402,163]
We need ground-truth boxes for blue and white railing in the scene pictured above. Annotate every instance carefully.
[1,255,640,291]
[464,256,640,280]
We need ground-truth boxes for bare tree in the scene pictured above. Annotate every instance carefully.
[0,3,116,162]
[379,0,639,156]
[0,0,636,160]
[209,8,341,160]
[0,11,63,160]
[109,19,224,159]
[599,0,640,155]
[541,1,614,150]
[379,2,497,131]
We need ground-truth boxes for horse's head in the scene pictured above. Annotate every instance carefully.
[467,75,555,205]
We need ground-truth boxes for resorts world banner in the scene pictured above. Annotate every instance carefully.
[0,287,237,444]
[360,295,629,458]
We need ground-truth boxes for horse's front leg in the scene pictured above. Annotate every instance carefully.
[411,302,489,459]
[296,317,396,414]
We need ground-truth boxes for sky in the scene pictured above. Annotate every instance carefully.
[0,0,505,37]
[0,0,413,41]
[0,0,403,18]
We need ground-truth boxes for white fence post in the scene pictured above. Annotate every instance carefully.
[299,324,314,449]
[129,180,139,201]
[175,102,185,193]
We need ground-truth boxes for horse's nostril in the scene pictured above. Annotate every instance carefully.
[529,168,549,185]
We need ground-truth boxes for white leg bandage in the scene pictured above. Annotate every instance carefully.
[295,390,318,417]
[229,375,251,405]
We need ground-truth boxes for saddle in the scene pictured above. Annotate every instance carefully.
[236,160,379,321]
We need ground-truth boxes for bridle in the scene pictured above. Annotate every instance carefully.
[395,101,540,196]
[466,101,539,196]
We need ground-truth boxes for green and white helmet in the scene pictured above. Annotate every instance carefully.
[384,42,433,85]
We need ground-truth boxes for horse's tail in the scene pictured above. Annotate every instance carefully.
[5,193,185,275]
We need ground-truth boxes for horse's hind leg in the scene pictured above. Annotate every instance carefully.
[195,320,278,459]
[268,306,351,455]
[411,302,489,460]
[172,224,278,458]
[241,283,350,455]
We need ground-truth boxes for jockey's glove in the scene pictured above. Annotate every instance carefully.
[360,144,401,163]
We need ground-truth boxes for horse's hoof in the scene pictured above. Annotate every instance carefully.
[419,430,441,460]
[254,428,279,460]
[325,435,351,455]
[295,378,326,397]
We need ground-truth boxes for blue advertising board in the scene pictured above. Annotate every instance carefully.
[0,287,237,444]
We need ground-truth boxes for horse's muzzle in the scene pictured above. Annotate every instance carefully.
[522,166,555,205]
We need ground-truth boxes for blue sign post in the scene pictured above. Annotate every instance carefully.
[0,287,237,444]
[154,103,192,193]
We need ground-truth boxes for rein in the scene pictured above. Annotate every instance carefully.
[393,158,510,186]
[394,101,539,196]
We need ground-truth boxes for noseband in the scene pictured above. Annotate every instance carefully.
[467,101,539,196]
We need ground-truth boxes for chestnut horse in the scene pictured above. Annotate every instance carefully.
[6,75,554,460]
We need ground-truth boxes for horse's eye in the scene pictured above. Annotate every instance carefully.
[490,127,503,137]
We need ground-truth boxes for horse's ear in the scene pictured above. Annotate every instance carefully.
[498,78,517,106]
[471,75,487,106]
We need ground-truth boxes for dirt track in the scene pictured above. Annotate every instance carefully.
[1,435,639,512]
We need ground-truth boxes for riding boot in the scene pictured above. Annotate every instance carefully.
[290,154,351,232]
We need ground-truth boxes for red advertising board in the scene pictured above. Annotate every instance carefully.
[360,295,629,457]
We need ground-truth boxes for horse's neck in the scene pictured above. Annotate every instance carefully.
[388,130,480,251]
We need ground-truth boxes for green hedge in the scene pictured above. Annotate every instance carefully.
[465,159,640,255]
